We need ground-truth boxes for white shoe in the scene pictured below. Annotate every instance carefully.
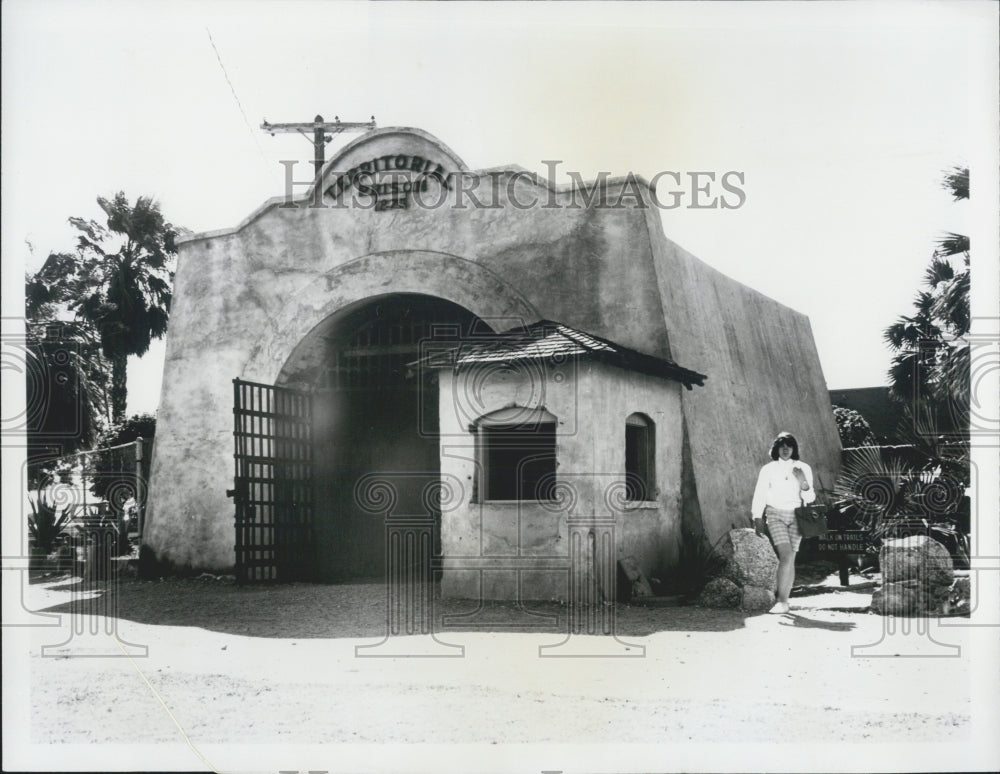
[768,601,790,614]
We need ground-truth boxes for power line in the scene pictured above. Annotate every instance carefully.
[205,27,269,166]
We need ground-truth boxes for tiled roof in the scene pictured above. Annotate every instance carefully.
[417,320,706,389]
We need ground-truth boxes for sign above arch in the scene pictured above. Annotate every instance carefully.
[316,127,468,211]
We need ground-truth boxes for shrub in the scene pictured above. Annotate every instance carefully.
[27,492,71,555]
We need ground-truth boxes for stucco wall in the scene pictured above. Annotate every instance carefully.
[146,128,675,569]
[643,207,842,544]
[438,360,683,601]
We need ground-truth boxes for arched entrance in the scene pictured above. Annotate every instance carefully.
[277,293,489,580]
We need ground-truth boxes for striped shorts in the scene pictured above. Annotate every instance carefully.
[765,505,802,552]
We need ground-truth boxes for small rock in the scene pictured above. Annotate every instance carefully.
[871,578,952,616]
[617,556,654,597]
[949,576,970,614]
[696,577,741,608]
[872,580,918,615]
[740,585,775,613]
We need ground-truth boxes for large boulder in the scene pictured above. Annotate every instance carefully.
[880,535,954,586]
[717,528,778,590]
[697,577,741,608]
[874,536,955,616]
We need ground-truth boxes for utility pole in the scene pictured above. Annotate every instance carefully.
[261,115,377,180]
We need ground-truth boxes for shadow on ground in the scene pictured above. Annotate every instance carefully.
[30,575,755,639]
[778,613,857,631]
[27,558,874,640]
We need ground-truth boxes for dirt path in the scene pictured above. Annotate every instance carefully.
[7,572,981,773]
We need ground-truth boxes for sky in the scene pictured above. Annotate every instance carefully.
[2,0,998,418]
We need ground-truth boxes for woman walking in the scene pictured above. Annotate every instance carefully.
[751,431,815,614]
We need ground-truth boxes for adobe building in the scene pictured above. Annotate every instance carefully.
[427,320,706,600]
[144,126,841,597]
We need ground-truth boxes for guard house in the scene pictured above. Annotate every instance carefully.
[426,320,705,600]
[144,126,842,595]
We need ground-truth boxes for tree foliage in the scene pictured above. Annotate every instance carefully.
[87,413,156,502]
[884,167,969,434]
[24,194,177,487]
[25,255,109,486]
[23,322,109,489]
[56,193,177,423]
[834,166,974,552]
[832,406,876,448]
[95,412,157,449]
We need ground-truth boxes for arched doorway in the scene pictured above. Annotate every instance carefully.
[278,293,489,580]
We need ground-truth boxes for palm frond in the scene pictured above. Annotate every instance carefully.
[942,166,969,201]
[884,320,911,350]
[887,355,919,403]
[936,343,970,400]
[934,232,970,258]
[931,272,970,337]
[834,445,913,530]
[923,256,954,286]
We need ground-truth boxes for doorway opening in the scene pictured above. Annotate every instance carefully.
[279,293,487,580]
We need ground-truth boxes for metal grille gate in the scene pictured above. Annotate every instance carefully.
[231,378,314,583]
[321,304,458,391]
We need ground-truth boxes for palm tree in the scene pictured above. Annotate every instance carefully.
[63,193,177,423]
[885,167,969,428]
[885,289,940,405]
[832,168,972,565]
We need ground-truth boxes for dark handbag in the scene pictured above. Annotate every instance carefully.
[795,490,829,537]
[794,470,828,537]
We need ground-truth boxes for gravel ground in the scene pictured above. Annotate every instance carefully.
[7,561,983,773]
[22,557,872,637]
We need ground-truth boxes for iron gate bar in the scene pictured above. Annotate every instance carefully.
[325,305,462,390]
[232,378,314,584]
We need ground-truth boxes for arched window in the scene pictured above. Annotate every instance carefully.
[474,406,557,501]
[625,413,655,502]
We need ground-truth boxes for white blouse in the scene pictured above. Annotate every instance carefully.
[751,458,816,519]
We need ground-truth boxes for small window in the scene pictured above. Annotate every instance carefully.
[476,407,557,501]
[625,413,655,501]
